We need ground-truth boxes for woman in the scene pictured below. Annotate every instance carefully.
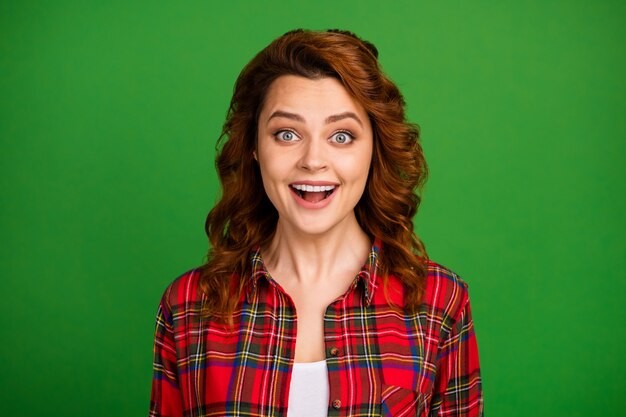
[150,29,483,417]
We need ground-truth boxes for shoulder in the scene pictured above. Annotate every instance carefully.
[157,267,205,313]
[422,260,471,323]
[383,259,472,322]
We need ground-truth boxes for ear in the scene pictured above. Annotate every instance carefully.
[253,150,258,161]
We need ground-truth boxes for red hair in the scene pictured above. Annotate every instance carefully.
[199,29,429,325]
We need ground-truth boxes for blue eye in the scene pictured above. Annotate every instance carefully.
[275,130,298,142]
[331,131,354,144]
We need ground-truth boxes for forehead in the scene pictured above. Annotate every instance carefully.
[259,75,368,120]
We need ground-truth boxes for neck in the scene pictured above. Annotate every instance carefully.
[261,215,372,288]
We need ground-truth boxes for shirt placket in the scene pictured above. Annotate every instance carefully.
[323,278,376,417]
[265,276,298,417]
[325,299,345,416]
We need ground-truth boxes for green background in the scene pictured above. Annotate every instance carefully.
[1,1,624,416]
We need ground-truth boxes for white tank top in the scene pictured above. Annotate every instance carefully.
[286,360,329,417]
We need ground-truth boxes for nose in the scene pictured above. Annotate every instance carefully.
[297,136,328,172]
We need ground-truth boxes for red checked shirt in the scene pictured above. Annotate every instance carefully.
[149,237,483,416]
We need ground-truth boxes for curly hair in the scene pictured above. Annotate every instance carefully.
[199,29,429,326]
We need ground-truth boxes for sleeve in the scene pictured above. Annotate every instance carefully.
[149,290,184,417]
[429,291,484,416]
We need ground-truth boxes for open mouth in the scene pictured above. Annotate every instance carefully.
[290,184,338,203]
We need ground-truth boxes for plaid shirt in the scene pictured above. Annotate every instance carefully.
[150,237,483,416]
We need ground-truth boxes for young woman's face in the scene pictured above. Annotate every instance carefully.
[255,75,374,236]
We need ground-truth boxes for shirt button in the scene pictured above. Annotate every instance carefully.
[332,399,341,409]
[329,347,339,357]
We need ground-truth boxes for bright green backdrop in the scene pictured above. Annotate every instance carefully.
[1,1,624,416]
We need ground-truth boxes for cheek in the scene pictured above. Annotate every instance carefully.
[259,164,276,190]
[343,150,373,183]
[257,171,282,211]
[258,157,288,198]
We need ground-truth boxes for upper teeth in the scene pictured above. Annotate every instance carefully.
[292,184,336,192]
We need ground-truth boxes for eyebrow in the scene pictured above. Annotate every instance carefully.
[267,110,363,127]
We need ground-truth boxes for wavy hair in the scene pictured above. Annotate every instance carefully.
[199,29,429,325]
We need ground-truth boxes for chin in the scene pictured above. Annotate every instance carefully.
[293,222,336,237]
[291,213,354,237]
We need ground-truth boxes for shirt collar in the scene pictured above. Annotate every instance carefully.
[246,236,382,307]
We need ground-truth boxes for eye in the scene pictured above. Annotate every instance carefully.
[274,130,299,142]
[330,130,354,144]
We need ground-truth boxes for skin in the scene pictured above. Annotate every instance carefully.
[253,75,374,362]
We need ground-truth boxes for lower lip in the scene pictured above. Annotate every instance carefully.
[289,186,339,209]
